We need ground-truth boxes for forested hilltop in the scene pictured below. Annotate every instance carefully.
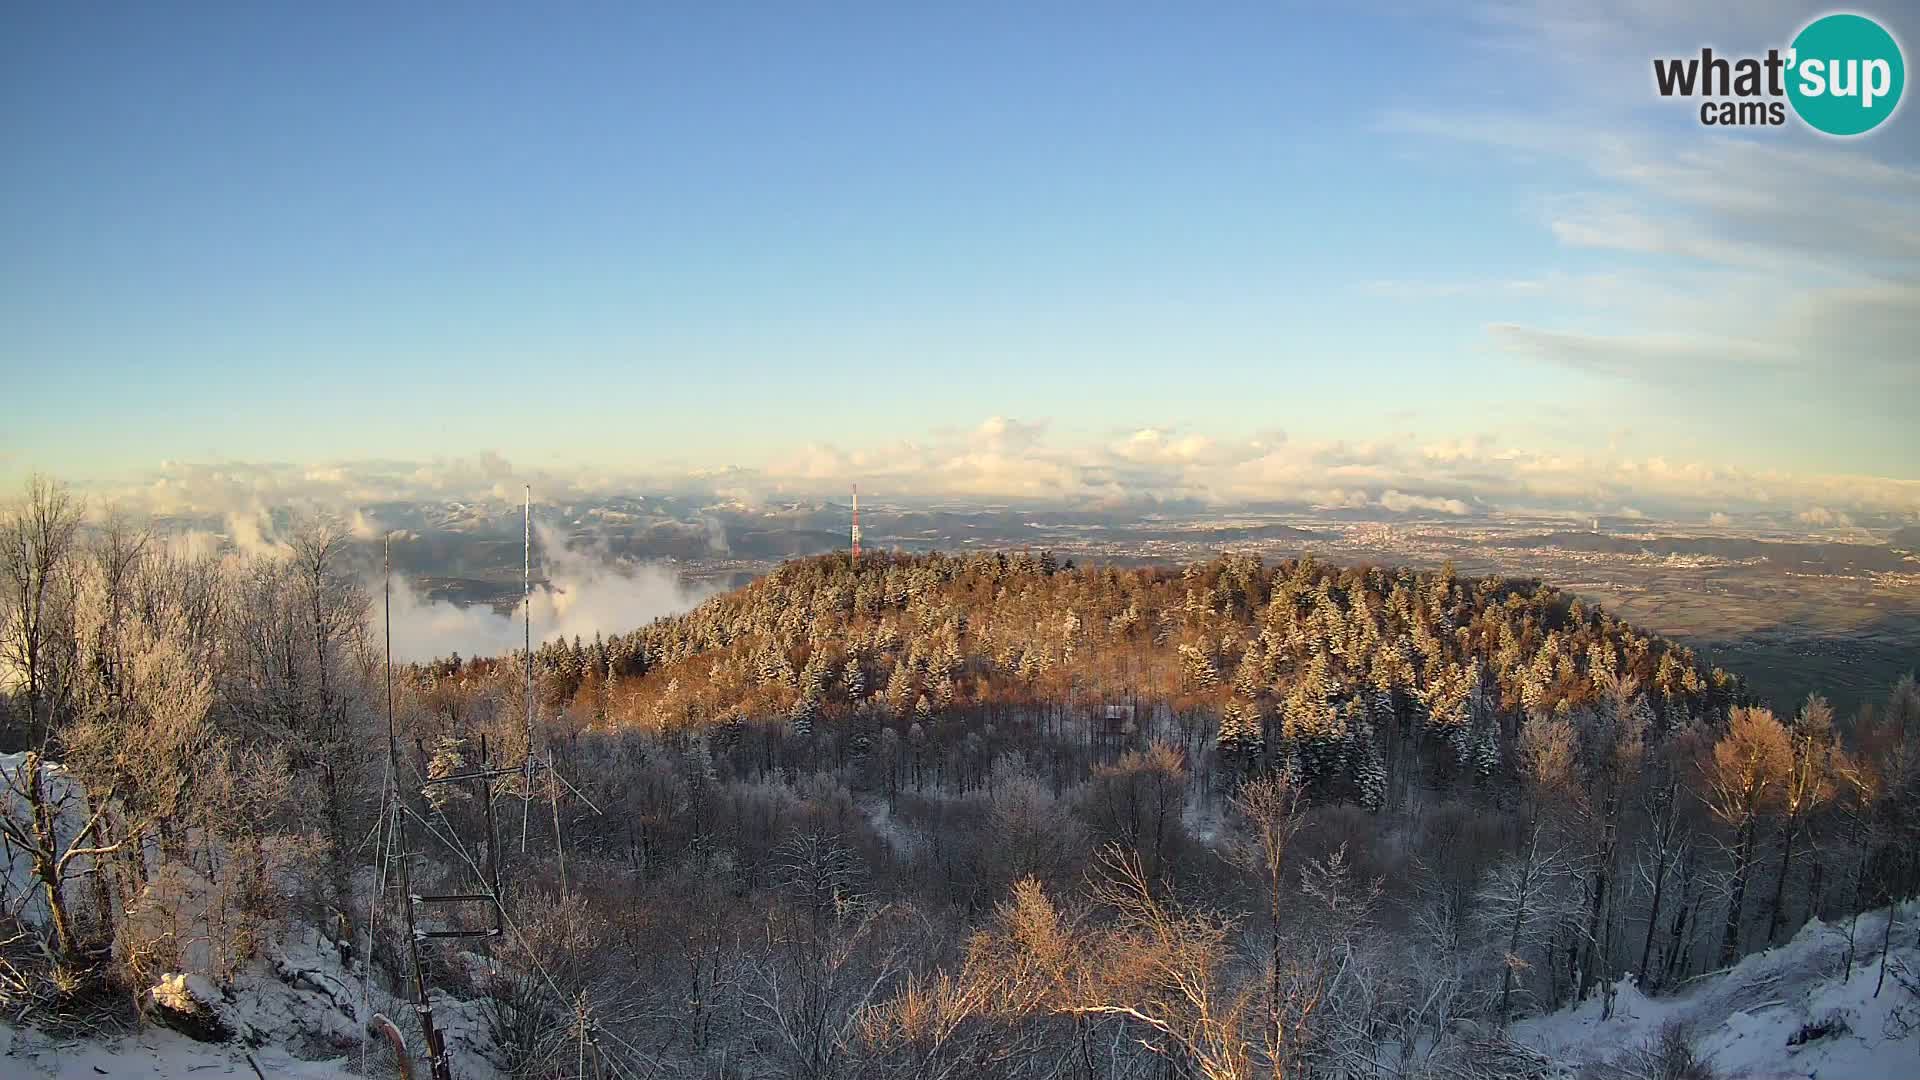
[498,549,1742,811]
[5,478,1918,1079]
[427,549,1916,1073]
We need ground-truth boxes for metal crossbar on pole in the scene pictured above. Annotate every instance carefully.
[378,491,602,1079]
[402,720,514,1079]
[388,536,452,1080]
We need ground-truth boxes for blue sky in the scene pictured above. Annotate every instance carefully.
[3,3,1916,518]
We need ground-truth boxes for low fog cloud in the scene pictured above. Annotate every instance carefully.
[152,510,712,664]
[1379,490,1471,516]
[1797,507,1855,529]
[385,525,715,663]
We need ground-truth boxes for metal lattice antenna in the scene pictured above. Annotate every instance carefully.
[851,482,861,566]
[385,535,397,818]
[522,486,535,853]
[524,485,533,762]
[387,533,452,1080]
[517,485,575,886]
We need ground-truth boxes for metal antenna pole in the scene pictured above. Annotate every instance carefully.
[528,489,564,894]
[550,748,567,894]
[479,733,504,939]
[386,534,395,774]
[524,485,534,762]
[523,485,535,852]
[389,535,451,1080]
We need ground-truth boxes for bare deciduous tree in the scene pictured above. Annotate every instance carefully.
[1,476,83,748]
[1228,773,1310,1075]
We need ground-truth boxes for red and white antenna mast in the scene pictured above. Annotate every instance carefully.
[851,483,861,566]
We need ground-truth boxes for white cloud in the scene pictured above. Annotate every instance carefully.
[973,415,1048,450]
[1383,1,1920,406]
[74,409,1920,526]
[222,506,292,557]
[1486,323,1795,381]
[1111,428,1225,467]
[1361,277,1551,299]
[385,524,715,663]
[1795,506,1854,529]
[1379,490,1472,515]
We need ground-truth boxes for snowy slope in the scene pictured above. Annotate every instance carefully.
[2,761,501,1080]
[1514,902,1920,1079]
[0,1023,360,1080]
[0,924,499,1079]
[0,751,97,928]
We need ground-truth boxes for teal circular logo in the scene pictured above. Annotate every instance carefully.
[1787,13,1905,136]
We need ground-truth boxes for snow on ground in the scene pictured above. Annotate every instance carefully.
[0,1021,360,1079]
[0,922,500,1079]
[2,764,501,1080]
[1514,901,1920,1079]
[1,751,97,927]
[859,796,919,858]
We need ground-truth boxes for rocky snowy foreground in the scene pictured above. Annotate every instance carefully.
[0,925,496,1079]
[1513,902,1919,1078]
[2,904,1913,1079]
[1,753,495,1079]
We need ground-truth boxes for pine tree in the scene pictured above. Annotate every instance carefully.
[1471,709,1500,779]
[1178,643,1219,692]
[687,734,718,784]
[709,704,745,752]
[1218,699,1250,776]
[423,735,471,813]
[1233,642,1270,700]
[884,662,914,718]
[788,691,817,740]
[1277,743,1305,790]
[799,649,830,699]
[756,642,794,687]
[1295,699,1346,788]
[1239,699,1267,765]
[1348,719,1387,811]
